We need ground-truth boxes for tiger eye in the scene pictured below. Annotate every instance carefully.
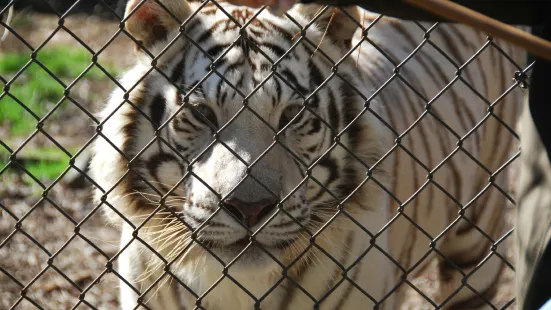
[191,104,218,129]
[279,104,302,130]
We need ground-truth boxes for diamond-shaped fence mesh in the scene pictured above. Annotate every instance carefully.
[0,0,530,309]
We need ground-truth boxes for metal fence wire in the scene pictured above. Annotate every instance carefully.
[0,0,531,309]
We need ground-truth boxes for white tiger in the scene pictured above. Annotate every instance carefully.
[90,0,525,309]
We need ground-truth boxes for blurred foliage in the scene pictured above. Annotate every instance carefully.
[0,145,78,181]
[0,46,117,180]
[0,46,117,135]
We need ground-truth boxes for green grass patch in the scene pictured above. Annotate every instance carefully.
[0,145,78,181]
[0,46,118,135]
[0,46,118,180]
[25,160,70,181]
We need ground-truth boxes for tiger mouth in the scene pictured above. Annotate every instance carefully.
[201,237,297,251]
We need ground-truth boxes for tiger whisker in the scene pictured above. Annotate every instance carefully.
[167,237,195,263]
[138,234,193,284]
[184,245,207,283]
[135,219,184,230]
[356,10,366,68]
[306,222,353,255]
[291,5,325,41]
[296,231,336,287]
[157,232,191,253]
[134,216,183,227]
[120,191,156,201]
[287,232,310,272]
[144,273,172,305]
[159,232,192,252]
[157,224,211,258]
[135,256,164,284]
[128,211,181,220]
[147,180,187,193]
[124,191,187,208]
[145,225,187,242]
[128,210,185,220]
[311,8,336,58]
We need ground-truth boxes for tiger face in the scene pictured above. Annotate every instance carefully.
[137,2,370,268]
[92,0,386,298]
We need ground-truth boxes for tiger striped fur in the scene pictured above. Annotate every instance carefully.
[90,0,525,309]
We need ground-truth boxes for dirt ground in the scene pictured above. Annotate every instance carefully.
[0,10,131,310]
[0,10,518,310]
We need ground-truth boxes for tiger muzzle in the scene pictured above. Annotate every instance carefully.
[223,197,278,227]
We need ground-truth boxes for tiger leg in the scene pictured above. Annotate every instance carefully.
[435,188,508,309]
[333,200,397,310]
[119,225,182,310]
[433,108,518,308]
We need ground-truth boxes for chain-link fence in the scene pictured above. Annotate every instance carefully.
[0,0,530,309]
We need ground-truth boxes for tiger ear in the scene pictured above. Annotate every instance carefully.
[290,5,361,47]
[125,0,191,51]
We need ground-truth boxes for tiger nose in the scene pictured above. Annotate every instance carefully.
[223,198,278,227]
